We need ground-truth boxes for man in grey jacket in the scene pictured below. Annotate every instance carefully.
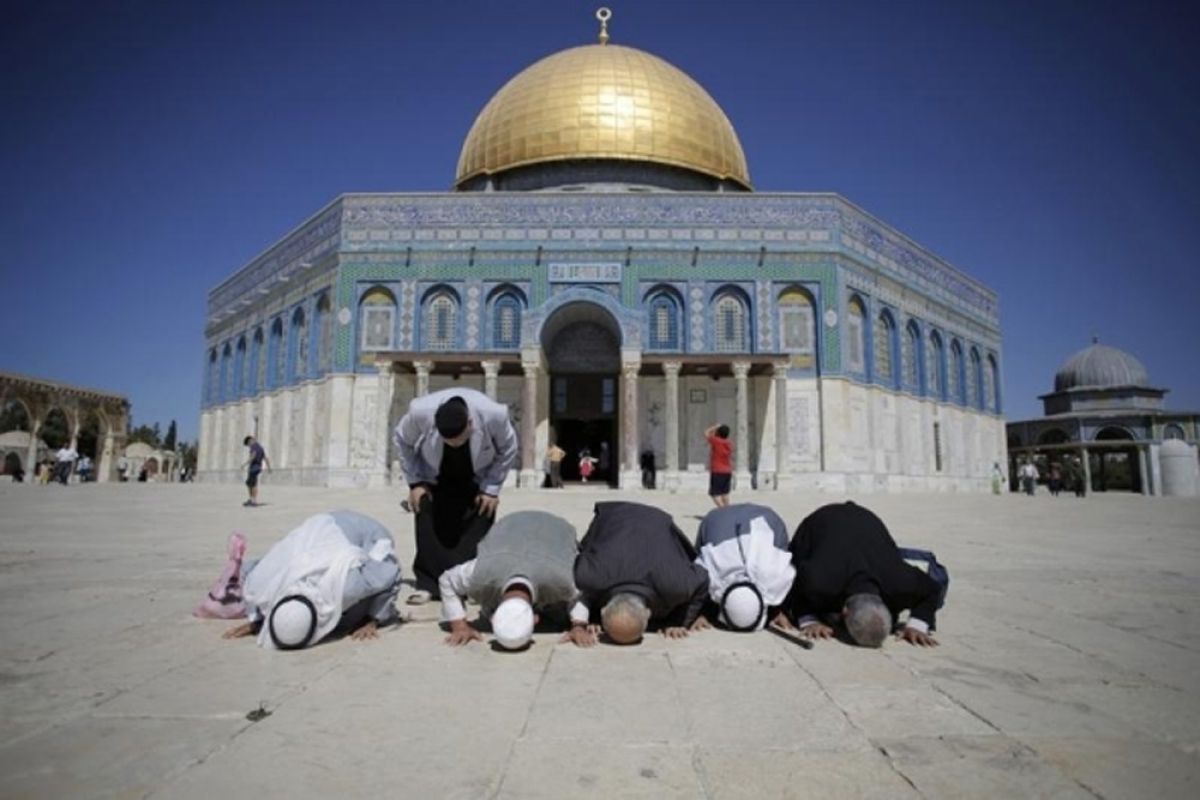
[437,510,596,649]
[394,388,518,602]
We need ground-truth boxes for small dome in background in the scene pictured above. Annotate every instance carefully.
[1054,340,1150,392]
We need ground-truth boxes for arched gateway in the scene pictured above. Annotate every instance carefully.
[542,302,622,485]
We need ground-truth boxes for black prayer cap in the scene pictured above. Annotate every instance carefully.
[435,397,469,438]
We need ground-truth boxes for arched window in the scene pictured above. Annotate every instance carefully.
[874,310,896,385]
[249,328,263,394]
[969,347,984,410]
[206,349,218,404]
[423,290,459,351]
[645,288,681,350]
[778,287,815,354]
[268,318,284,389]
[314,294,332,375]
[492,292,523,349]
[846,296,866,373]
[219,343,233,403]
[929,331,945,400]
[287,307,307,383]
[1164,423,1186,440]
[903,321,920,390]
[949,340,965,404]
[713,290,748,353]
[234,337,247,399]
[987,354,1001,412]
[360,287,396,352]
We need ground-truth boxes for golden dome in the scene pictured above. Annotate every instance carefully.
[455,43,751,190]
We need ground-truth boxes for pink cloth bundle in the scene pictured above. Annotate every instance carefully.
[194,532,248,619]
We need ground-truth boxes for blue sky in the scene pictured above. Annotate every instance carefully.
[2,0,1197,441]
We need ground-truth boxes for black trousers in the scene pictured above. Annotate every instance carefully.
[412,484,494,595]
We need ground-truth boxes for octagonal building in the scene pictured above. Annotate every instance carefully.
[198,20,1006,492]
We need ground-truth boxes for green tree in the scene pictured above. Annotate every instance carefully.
[127,424,161,447]
[164,420,177,450]
[0,401,31,432]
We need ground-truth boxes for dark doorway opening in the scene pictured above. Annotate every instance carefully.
[541,300,622,487]
[551,375,617,486]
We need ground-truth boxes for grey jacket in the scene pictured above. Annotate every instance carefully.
[468,511,579,615]
[393,387,518,496]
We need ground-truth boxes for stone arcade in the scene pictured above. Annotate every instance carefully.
[198,14,1006,492]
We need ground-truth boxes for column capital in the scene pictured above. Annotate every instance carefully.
[412,360,433,375]
[375,361,396,376]
[481,359,501,377]
[732,361,752,379]
[663,361,683,377]
[771,361,789,379]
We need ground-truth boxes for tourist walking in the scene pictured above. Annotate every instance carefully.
[76,455,92,483]
[241,435,271,507]
[578,447,597,483]
[1048,462,1063,496]
[393,387,518,605]
[54,444,77,485]
[546,443,565,488]
[991,462,1004,494]
[1019,460,1039,495]
[705,424,733,507]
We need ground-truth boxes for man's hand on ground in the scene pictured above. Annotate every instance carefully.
[560,624,598,647]
[222,621,256,640]
[897,626,939,647]
[769,611,797,632]
[444,619,483,647]
[350,620,380,641]
[408,485,429,511]
[659,626,689,639]
[475,493,499,518]
[799,621,835,640]
[689,616,711,632]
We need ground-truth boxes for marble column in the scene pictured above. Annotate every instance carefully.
[25,416,41,485]
[413,360,432,397]
[372,362,396,487]
[620,358,641,489]
[1138,445,1150,496]
[663,361,681,490]
[773,362,789,490]
[481,359,500,401]
[519,358,540,487]
[1081,446,1091,495]
[733,361,752,489]
[98,431,115,483]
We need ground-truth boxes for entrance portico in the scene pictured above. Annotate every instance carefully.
[372,295,789,491]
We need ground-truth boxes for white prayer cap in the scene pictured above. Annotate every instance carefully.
[492,596,535,651]
[721,583,764,632]
[269,595,318,650]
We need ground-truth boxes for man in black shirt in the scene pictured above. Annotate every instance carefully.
[786,501,942,647]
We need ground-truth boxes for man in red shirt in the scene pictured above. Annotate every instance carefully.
[705,424,733,507]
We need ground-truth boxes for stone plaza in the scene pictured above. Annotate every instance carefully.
[1,482,1197,798]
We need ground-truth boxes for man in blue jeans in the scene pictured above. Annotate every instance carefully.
[241,435,272,507]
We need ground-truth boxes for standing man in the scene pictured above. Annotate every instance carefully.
[574,502,710,644]
[54,443,78,485]
[786,501,944,647]
[437,510,595,649]
[705,424,733,507]
[394,387,518,604]
[241,435,271,507]
[546,442,566,488]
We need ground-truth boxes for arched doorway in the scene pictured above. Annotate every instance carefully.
[542,302,622,486]
[1093,427,1139,492]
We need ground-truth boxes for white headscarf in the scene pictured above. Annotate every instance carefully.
[243,513,366,649]
[695,514,796,630]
